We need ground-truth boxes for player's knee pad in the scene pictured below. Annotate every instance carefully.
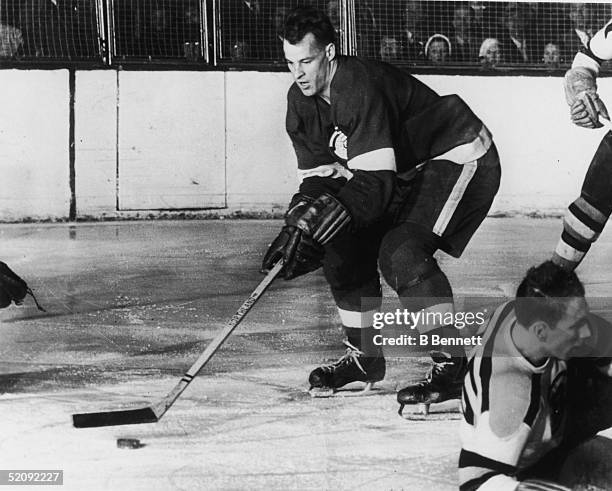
[379,224,452,301]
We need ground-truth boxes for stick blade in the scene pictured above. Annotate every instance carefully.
[72,407,158,428]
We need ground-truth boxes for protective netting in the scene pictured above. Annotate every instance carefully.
[112,0,205,62]
[0,1,610,70]
[216,0,337,63]
[215,0,612,70]
[0,0,101,61]
[352,1,612,70]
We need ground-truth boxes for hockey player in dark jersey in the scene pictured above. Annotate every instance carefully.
[459,261,612,490]
[553,20,612,270]
[261,7,501,404]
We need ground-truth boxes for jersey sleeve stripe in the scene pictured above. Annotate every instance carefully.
[468,356,478,396]
[460,471,508,491]
[297,163,354,183]
[570,199,607,232]
[347,148,397,172]
[434,125,492,164]
[564,209,601,242]
[480,302,515,412]
[462,385,475,425]
[587,20,612,63]
[458,450,517,474]
[561,229,590,253]
[554,240,587,263]
[523,373,541,426]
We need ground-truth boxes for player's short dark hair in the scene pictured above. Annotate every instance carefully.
[515,260,585,328]
[283,7,336,48]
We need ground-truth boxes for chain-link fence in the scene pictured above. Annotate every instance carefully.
[0,0,101,62]
[0,1,610,71]
[352,1,612,71]
[111,0,205,62]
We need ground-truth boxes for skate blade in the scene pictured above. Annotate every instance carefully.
[398,399,462,421]
[309,382,378,398]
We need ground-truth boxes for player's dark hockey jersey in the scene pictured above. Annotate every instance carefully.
[285,56,492,228]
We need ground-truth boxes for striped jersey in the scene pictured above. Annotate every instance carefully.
[459,301,568,491]
[574,20,612,72]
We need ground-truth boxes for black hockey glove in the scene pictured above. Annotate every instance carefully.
[0,261,45,311]
[296,193,351,245]
[262,194,325,280]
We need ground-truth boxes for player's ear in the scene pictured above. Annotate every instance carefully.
[532,320,549,342]
[325,42,336,61]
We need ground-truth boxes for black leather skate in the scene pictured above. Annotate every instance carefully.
[397,351,466,416]
[309,340,386,397]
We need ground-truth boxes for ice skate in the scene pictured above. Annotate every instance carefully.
[308,340,385,398]
[397,351,465,419]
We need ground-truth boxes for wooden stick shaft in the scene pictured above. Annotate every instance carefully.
[153,261,284,418]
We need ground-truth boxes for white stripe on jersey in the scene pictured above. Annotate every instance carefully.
[348,147,397,172]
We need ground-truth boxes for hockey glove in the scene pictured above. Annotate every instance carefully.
[0,261,45,311]
[262,194,325,280]
[565,67,610,129]
[296,193,351,245]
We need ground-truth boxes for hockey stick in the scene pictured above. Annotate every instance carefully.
[72,260,284,428]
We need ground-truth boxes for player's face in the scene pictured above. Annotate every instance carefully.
[284,33,335,98]
[545,297,591,360]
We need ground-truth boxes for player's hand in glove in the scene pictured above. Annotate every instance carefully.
[570,92,610,129]
[565,66,610,129]
[0,261,45,311]
[262,194,325,280]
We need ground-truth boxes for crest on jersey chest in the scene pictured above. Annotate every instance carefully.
[329,126,348,162]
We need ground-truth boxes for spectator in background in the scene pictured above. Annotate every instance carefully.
[222,0,269,60]
[499,3,535,64]
[181,1,202,60]
[379,34,401,63]
[0,20,23,58]
[326,0,340,34]
[146,4,173,57]
[425,33,451,66]
[355,0,377,58]
[562,3,594,62]
[231,40,250,60]
[272,3,292,61]
[400,0,425,62]
[450,4,478,63]
[542,41,561,69]
[469,1,499,40]
[479,37,501,68]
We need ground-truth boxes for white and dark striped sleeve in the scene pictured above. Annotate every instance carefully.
[459,306,539,491]
[572,20,612,74]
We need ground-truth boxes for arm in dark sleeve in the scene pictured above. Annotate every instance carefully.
[336,170,395,229]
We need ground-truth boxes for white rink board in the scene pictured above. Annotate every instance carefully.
[0,70,70,220]
[117,71,226,210]
[1,69,611,219]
